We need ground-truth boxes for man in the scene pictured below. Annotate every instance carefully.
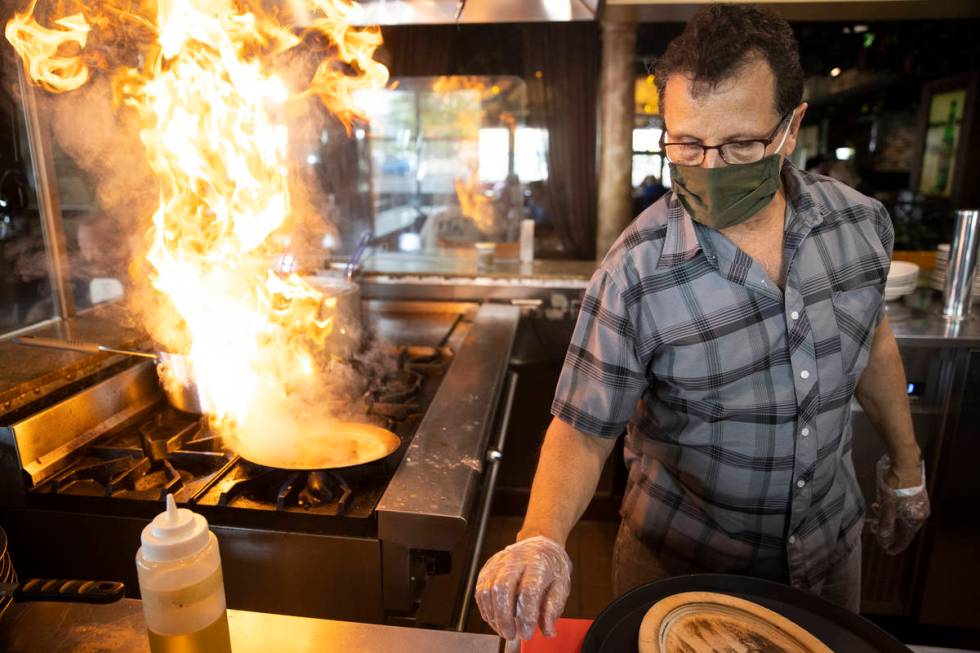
[475,4,930,642]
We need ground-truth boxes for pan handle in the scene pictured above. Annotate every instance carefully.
[11,579,125,604]
[14,336,102,354]
[14,336,157,359]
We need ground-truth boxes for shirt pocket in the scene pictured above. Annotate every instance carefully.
[831,283,882,376]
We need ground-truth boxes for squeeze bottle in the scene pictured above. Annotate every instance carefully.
[136,494,232,653]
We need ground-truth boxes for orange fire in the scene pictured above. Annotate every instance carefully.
[6,0,388,457]
[5,1,90,92]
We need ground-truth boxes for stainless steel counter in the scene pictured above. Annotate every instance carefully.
[352,254,593,306]
[0,599,501,653]
[358,253,596,285]
[356,258,980,349]
[886,299,980,347]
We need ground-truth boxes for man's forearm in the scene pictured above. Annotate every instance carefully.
[517,418,618,545]
[855,315,922,484]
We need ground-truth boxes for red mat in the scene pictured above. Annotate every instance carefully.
[520,619,594,653]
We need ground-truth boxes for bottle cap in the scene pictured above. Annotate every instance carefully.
[140,494,210,562]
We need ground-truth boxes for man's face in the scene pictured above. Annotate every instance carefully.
[662,56,804,169]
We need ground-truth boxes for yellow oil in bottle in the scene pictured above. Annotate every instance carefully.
[147,611,231,653]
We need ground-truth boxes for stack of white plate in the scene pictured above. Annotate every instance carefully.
[928,243,980,295]
[885,260,919,302]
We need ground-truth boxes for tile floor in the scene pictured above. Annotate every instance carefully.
[465,517,619,634]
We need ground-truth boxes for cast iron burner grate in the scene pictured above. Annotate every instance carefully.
[217,466,353,513]
[40,409,234,500]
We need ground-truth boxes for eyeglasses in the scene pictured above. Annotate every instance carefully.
[660,110,793,166]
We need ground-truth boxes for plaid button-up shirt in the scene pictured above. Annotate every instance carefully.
[552,163,893,591]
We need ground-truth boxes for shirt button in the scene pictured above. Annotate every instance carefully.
[790,311,800,320]
[788,535,797,545]
[797,479,806,488]
[801,427,810,437]
[800,370,810,380]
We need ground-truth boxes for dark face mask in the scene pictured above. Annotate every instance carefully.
[669,154,784,230]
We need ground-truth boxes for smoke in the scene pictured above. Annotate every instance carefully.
[47,79,155,296]
[1,55,153,321]
[47,80,155,226]
[22,77,181,343]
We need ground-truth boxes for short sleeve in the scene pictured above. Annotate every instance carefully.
[870,199,895,331]
[551,269,648,438]
[872,199,895,263]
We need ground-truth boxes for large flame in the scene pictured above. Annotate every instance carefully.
[5,1,91,92]
[7,0,388,459]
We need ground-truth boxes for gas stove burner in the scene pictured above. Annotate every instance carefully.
[217,465,353,514]
[30,344,454,518]
[136,412,217,460]
[353,346,451,425]
[374,369,423,404]
[46,453,187,498]
[400,346,453,374]
[37,406,233,501]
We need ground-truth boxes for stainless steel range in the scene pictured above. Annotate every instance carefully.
[0,300,519,629]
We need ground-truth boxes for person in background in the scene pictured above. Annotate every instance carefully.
[475,3,929,641]
[827,159,874,196]
[640,174,668,209]
[526,181,551,227]
[805,153,830,176]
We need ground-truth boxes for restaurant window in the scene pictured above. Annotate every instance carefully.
[354,76,538,252]
[631,126,671,190]
[479,128,510,183]
[480,127,549,184]
[514,127,549,183]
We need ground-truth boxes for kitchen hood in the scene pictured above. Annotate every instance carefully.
[283,0,599,26]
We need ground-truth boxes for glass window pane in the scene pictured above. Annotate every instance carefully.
[421,88,481,141]
[632,154,663,188]
[58,153,129,312]
[479,128,509,183]
[633,127,662,153]
[0,92,55,334]
[353,76,534,250]
[422,139,477,194]
[31,86,147,314]
[515,127,548,182]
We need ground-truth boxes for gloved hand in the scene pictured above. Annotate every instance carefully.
[474,535,572,641]
[871,454,930,555]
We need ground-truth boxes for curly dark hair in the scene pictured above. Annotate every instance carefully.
[654,4,803,117]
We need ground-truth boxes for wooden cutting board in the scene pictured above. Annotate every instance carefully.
[638,591,835,653]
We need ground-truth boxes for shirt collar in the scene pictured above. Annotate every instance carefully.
[655,160,829,270]
[656,195,702,269]
[782,161,832,230]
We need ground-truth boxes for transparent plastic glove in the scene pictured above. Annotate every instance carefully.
[474,535,572,641]
[870,454,930,555]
